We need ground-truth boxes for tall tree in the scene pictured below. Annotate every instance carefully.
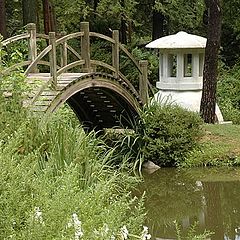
[152,10,165,40]
[22,0,37,25]
[0,0,7,38]
[120,0,127,43]
[200,0,222,123]
[42,0,56,34]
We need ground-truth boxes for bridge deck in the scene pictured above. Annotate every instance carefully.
[26,73,89,112]
[27,73,89,86]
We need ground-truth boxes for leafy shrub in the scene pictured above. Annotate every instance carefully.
[217,63,240,124]
[140,102,203,167]
[217,98,240,124]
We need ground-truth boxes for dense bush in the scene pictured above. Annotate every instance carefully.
[140,103,203,167]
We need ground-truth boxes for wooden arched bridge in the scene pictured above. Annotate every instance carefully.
[1,22,150,130]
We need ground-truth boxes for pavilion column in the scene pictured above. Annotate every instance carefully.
[159,53,163,79]
[162,53,168,80]
[192,53,200,79]
[177,52,184,79]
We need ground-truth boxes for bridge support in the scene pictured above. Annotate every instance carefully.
[49,32,57,89]
[80,22,92,73]
[112,30,120,78]
[27,23,37,73]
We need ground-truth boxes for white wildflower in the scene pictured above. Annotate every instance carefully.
[93,224,110,237]
[120,225,128,239]
[34,207,44,225]
[141,226,151,240]
[103,223,110,234]
[67,213,83,240]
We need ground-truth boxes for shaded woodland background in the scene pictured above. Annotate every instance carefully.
[1,0,240,67]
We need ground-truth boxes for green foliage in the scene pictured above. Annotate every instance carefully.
[154,0,205,34]
[0,73,146,239]
[96,0,138,22]
[105,102,203,168]
[130,46,159,87]
[54,0,90,32]
[181,142,238,168]
[140,102,203,167]
[221,0,240,66]
[0,73,29,142]
[174,221,213,240]
[181,124,240,167]
[217,64,240,124]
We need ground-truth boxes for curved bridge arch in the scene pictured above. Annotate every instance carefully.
[1,22,150,130]
[31,73,142,130]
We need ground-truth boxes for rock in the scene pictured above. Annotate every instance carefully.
[142,161,160,174]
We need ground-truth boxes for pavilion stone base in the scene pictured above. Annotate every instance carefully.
[154,89,224,123]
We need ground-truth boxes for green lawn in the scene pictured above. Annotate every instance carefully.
[180,124,240,167]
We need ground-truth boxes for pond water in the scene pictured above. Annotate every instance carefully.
[136,167,240,240]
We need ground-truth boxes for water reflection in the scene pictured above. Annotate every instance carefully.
[136,168,240,240]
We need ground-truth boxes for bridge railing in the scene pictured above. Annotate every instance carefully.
[1,22,149,104]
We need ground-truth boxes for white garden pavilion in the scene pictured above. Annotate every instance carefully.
[146,31,223,122]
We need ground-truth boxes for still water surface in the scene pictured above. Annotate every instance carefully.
[137,167,240,240]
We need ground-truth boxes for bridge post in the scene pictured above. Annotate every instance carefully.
[80,22,91,72]
[139,60,148,105]
[112,30,119,78]
[49,32,57,89]
[27,23,37,73]
[60,31,67,67]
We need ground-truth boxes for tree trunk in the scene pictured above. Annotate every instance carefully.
[0,0,7,38]
[152,10,164,40]
[42,0,51,34]
[120,0,127,44]
[120,19,127,44]
[200,0,222,123]
[49,1,57,32]
[93,0,98,11]
[42,0,56,34]
[22,0,37,25]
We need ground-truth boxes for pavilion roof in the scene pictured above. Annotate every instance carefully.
[146,31,207,49]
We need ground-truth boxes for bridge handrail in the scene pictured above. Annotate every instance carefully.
[119,44,142,73]
[90,60,140,98]
[1,61,31,75]
[2,33,30,46]
[66,44,81,60]
[89,32,115,44]
[24,34,85,76]
[25,45,52,75]
[1,22,149,104]
[89,31,142,74]
[36,33,49,40]
[56,32,84,45]
[90,60,116,72]
[57,60,85,76]
[1,61,61,76]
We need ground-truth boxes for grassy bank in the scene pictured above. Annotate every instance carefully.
[0,113,148,239]
[181,124,240,167]
[0,82,146,240]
